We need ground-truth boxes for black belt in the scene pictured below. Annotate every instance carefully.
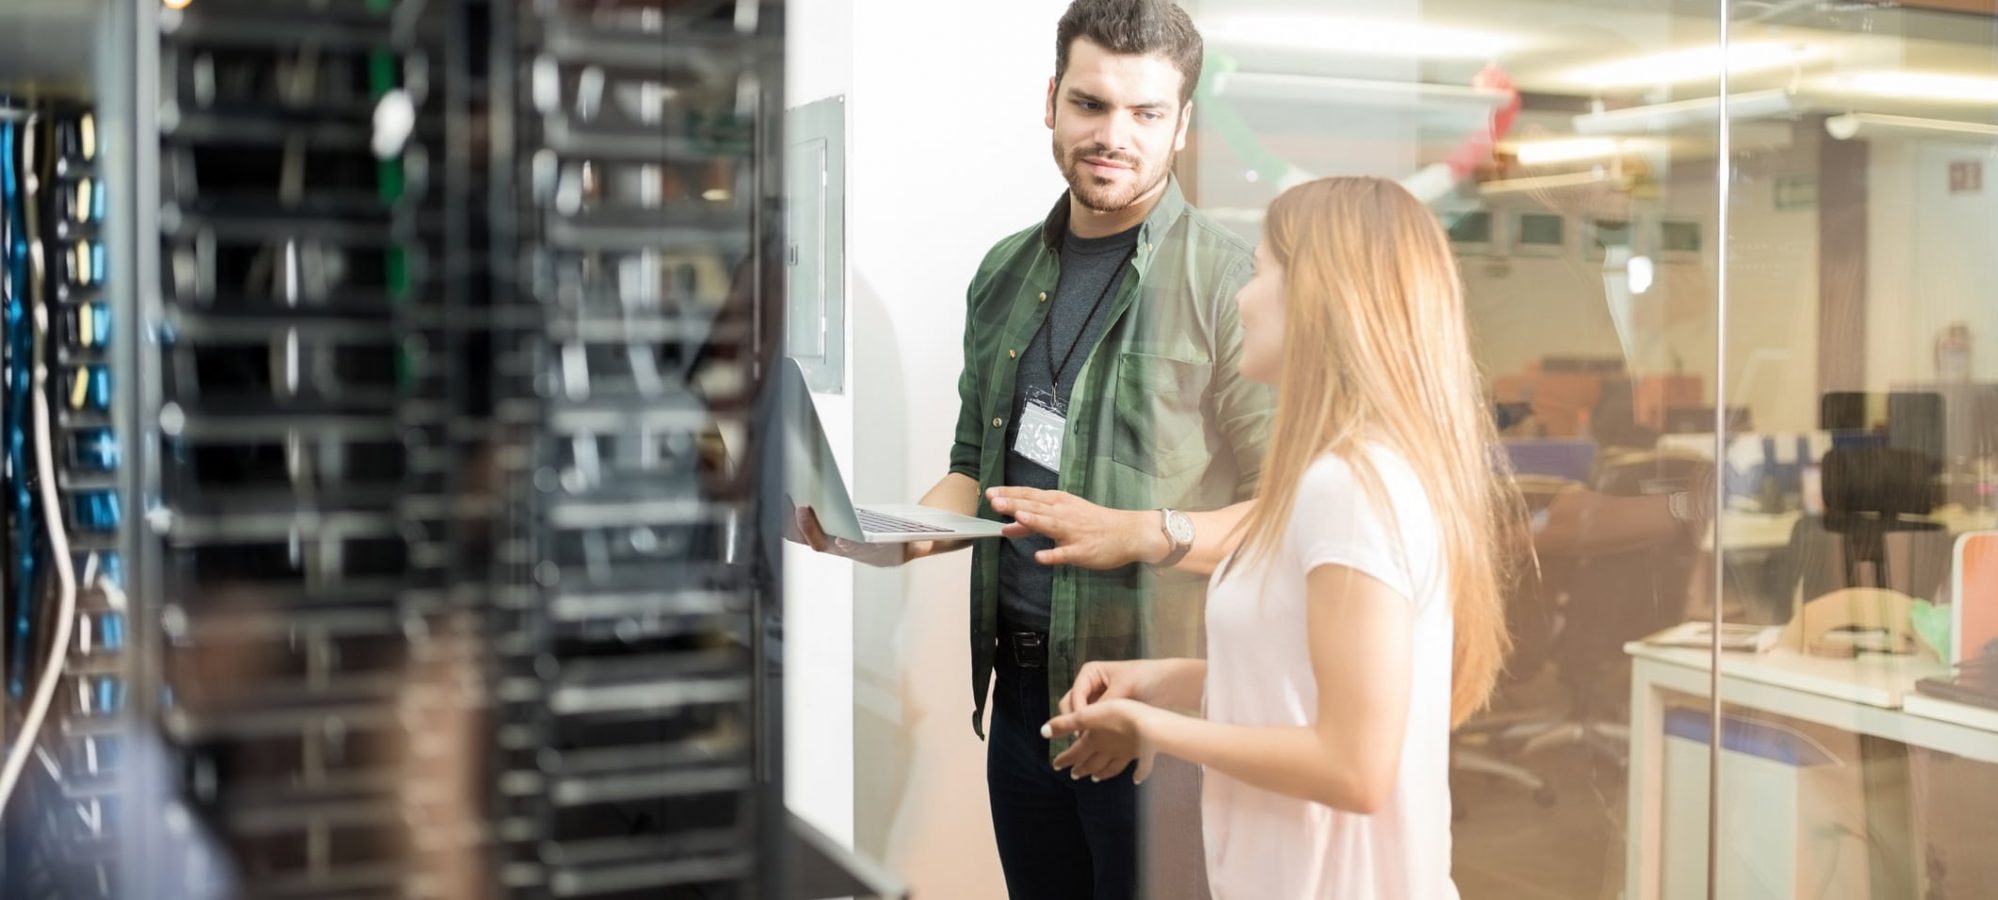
[997,630,1049,670]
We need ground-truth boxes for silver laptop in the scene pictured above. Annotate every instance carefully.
[780,358,1004,544]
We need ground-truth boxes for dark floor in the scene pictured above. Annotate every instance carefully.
[1452,672,1632,900]
[1454,741,1629,899]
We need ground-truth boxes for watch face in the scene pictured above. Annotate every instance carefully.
[1166,510,1195,544]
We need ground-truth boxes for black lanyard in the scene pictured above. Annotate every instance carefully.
[1045,244,1135,402]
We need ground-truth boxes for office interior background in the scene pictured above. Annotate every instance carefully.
[786,0,1998,898]
[0,0,1994,898]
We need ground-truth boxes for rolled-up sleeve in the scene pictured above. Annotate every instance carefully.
[1207,256,1273,499]
[948,278,987,481]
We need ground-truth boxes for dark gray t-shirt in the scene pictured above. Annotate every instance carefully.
[997,223,1140,634]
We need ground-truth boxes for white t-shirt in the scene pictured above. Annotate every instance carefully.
[1201,447,1457,900]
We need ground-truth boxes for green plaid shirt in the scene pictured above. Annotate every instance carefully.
[950,177,1272,743]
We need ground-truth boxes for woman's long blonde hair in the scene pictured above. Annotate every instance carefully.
[1227,176,1520,727]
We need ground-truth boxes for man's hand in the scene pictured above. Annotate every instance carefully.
[1043,698,1161,784]
[785,503,926,568]
[985,487,1166,570]
[1530,486,1594,555]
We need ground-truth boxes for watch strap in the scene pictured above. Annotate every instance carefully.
[1156,508,1193,568]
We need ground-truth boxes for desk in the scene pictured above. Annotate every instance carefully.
[1623,641,1998,900]
[1713,507,1998,553]
[1711,512,1799,554]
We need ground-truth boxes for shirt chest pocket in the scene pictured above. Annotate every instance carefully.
[1110,351,1211,478]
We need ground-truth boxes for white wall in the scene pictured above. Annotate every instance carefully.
[1463,128,1998,440]
[844,2,1070,896]
[1720,139,1823,436]
[1462,130,1998,441]
[1462,137,1823,436]
[785,0,1073,893]
[1866,138,1998,390]
[783,0,857,847]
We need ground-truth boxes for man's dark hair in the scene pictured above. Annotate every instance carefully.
[1055,0,1204,106]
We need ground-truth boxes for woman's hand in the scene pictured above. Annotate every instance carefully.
[1060,660,1139,714]
[1043,698,1161,784]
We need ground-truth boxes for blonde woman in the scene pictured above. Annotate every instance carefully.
[1040,176,1519,899]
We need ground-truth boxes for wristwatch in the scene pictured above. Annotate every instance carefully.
[1667,491,1693,524]
[1156,508,1194,568]
[1667,490,1702,541]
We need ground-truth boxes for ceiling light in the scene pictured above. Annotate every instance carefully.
[1203,15,1515,61]
[1210,72,1509,112]
[1572,89,1798,135]
[1562,42,1820,90]
[1628,256,1654,295]
[1509,137,1646,165]
[1826,113,1998,141]
[1480,170,1629,196]
[1826,70,1998,104]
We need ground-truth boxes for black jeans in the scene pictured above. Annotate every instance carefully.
[986,660,1139,900]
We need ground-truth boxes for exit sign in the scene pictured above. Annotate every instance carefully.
[1950,160,1983,195]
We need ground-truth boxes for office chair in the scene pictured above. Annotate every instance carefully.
[1821,444,1945,588]
[1768,446,1954,623]
[1451,475,1578,813]
[1518,452,1711,764]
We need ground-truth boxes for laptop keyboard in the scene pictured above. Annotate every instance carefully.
[857,509,952,535]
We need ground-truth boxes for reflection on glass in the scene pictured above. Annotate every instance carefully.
[1183,0,1726,895]
[1512,211,1567,256]
[1660,220,1702,256]
[1712,2,1998,899]
[830,0,1998,895]
[1447,209,1495,249]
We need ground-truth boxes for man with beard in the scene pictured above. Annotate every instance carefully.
[795,2,1264,896]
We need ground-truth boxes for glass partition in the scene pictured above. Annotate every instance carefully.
[1181,1,1723,896]
[810,1,1998,897]
[1713,1,1998,898]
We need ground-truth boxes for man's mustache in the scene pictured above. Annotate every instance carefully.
[1070,147,1140,169]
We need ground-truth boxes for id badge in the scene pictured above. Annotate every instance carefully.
[1013,388,1068,474]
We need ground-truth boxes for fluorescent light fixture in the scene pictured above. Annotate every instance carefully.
[1508,137,1654,165]
[1825,70,1998,104]
[1211,72,1509,111]
[1203,14,1515,61]
[1561,42,1820,90]
[1572,89,1798,135]
[1627,255,1654,295]
[1479,170,1628,196]
[1825,112,1998,141]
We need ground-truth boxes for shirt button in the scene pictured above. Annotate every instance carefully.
[992,417,1004,428]
[1007,349,1018,359]
[1038,292,1048,303]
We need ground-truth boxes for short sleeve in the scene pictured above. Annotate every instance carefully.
[1285,454,1423,605]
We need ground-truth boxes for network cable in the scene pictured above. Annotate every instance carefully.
[3,116,41,699]
[0,116,12,701]
[0,122,79,817]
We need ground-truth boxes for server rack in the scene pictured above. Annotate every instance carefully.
[0,1,788,897]
[152,0,467,895]
[486,0,784,897]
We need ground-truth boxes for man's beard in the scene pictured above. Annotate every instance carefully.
[1054,138,1168,213]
